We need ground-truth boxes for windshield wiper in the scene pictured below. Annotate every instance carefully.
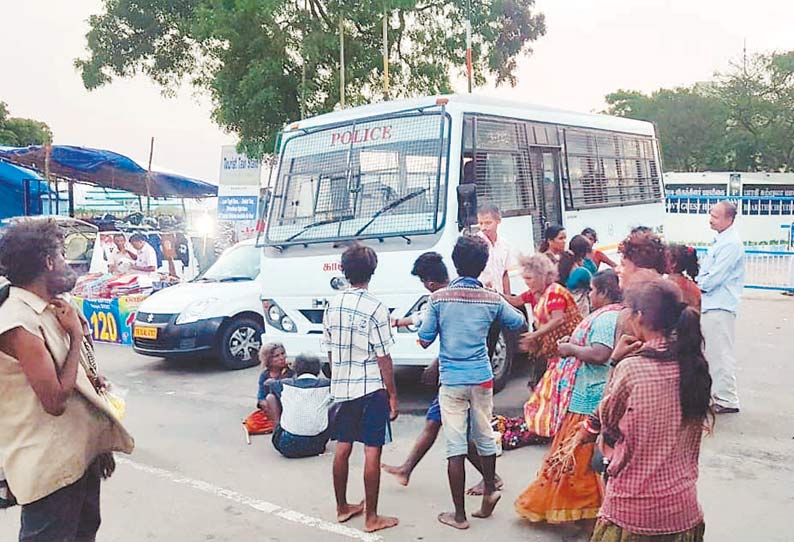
[354,188,428,237]
[285,215,355,242]
[217,276,254,282]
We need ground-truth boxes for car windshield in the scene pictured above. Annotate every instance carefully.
[263,110,449,246]
[200,244,260,281]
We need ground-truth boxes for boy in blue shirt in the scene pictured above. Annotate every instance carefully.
[419,235,526,529]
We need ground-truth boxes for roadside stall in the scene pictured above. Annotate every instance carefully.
[0,145,217,346]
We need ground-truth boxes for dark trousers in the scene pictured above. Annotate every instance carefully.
[19,460,101,542]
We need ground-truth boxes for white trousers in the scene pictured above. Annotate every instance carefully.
[702,310,740,409]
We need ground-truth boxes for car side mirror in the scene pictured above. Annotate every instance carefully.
[457,184,478,231]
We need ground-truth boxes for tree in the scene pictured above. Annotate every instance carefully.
[605,50,794,173]
[75,0,546,156]
[716,51,794,171]
[605,86,733,172]
[0,102,53,146]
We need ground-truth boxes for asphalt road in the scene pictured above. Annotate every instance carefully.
[1,291,793,541]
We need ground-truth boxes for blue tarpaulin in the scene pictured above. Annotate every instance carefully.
[0,159,56,218]
[0,145,217,198]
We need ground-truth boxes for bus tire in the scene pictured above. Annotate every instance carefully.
[490,328,515,394]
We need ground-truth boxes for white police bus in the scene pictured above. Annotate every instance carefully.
[257,94,664,390]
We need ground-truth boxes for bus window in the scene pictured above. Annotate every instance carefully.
[564,129,661,210]
[463,116,533,216]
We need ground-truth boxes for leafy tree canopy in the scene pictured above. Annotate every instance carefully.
[76,0,546,156]
[0,101,53,147]
[605,50,794,172]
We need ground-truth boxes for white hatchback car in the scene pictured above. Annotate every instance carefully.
[132,239,265,369]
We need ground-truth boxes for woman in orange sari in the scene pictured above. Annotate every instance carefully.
[515,270,623,524]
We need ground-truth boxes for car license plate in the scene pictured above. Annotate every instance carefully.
[133,325,158,340]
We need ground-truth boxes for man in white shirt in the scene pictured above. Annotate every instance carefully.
[128,234,157,273]
[108,234,134,274]
[476,204,512,295]
[265,355,332,458]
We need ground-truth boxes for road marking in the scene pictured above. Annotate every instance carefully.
[117,458,382,542]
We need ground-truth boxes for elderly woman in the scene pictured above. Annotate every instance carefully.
[244,342,295,438]
[515,270,624,524]
[515,253,582,368]
[257,342,294,411]
[505,254,583,443]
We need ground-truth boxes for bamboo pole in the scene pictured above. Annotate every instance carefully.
[146,136,154,214]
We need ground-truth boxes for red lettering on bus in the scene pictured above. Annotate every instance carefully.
[330,125,393,146]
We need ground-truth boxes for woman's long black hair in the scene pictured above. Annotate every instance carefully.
[538,224,565,253]
[625,279,712,423]
[669,244,700,281]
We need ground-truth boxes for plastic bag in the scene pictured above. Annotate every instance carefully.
[102,383,128,420]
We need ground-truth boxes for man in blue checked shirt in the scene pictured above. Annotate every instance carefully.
[419,235,526,530]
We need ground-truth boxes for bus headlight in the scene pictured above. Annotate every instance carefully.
[281,316,296,332]
[397,296,429,334]
[262,299,297,333]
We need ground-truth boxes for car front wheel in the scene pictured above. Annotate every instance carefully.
[218,316,263,370]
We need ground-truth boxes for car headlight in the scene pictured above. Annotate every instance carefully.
[176,298,219,325]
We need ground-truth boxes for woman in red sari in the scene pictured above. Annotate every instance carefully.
[514,253,582,387]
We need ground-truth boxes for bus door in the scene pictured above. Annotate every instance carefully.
[528,147,563,242]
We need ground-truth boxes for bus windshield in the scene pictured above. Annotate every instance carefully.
[264,110,449,246]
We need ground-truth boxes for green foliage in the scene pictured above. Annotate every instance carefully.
[606,50,794,172]
[75,0,546,156]
[605,86,732,172]
[0,101,53,146]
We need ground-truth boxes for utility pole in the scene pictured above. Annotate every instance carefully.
[301,0,308,119]
[383,1,390,100]
[466,0,473,93]
[339,17,346,108]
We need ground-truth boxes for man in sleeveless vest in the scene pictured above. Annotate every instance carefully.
[0,218,134,542]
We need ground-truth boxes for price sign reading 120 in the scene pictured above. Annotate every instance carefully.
[87,305,119,343]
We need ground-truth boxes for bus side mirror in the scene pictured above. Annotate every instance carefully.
[457,184,478,231]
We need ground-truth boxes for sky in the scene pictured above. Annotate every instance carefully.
[2,0,794,184]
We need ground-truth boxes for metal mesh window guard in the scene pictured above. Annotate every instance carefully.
[564,129,662,210]
[265,111,448,246]
[462,116,535,216]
